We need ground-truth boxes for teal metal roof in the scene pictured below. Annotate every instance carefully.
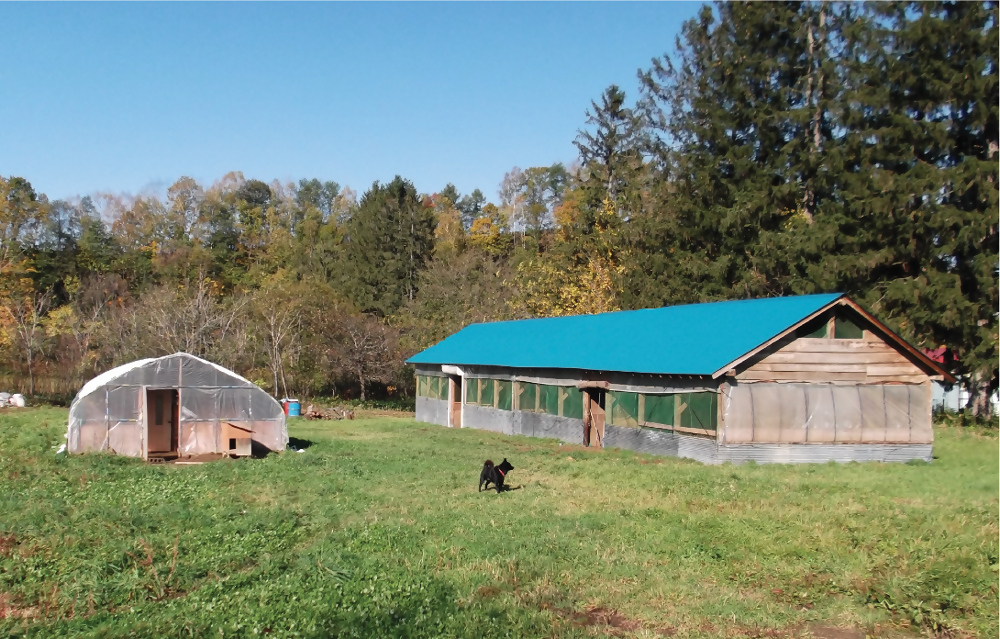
[407,293,844,376]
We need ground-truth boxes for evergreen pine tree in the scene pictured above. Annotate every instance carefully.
[800,1,998,414]
[631,2,822,306]
[574,85,648,220]
[341,176,435,316]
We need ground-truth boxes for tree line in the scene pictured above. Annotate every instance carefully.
[0,1,995,415]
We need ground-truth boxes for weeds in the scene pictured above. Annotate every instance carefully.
[934,410,998,435]
[307,396,416,412]
[124,537,180,601]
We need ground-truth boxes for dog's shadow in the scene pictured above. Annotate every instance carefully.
[487,485,522,493]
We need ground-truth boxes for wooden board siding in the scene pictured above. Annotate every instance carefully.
[737,333,929,384]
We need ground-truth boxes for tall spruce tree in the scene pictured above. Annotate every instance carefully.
[631,2,823,305]
[800,1,998,414]
[574,85,648,220]
[341,176,435,316]
[627,0,997,415]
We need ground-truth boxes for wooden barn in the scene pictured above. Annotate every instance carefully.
[408,294,953,464]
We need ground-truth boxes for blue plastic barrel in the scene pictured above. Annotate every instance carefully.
[287,399,300,417]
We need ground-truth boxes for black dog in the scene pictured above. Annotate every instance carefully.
[479,458,514,493]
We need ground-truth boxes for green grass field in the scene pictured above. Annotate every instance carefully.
[0,408,996,638]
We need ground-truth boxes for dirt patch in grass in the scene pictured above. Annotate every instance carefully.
[354,409,414,419]
[475,582,674,636]
[548,604,675,636]
[552,443,601,455]
[0,593,38,620]
[724,625,783,638]
[339,430,398,440]
[476,585,501,598]
[801,626,865,639]
[0,534,16,557]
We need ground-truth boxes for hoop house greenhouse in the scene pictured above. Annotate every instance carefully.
[66,353,287,460]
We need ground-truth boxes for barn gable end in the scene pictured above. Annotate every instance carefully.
[738,335,926,383]
[722,299,946,384]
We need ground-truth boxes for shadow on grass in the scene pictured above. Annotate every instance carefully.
[288,436,315,450]
[482,485,523,494]
[248,437,315,458]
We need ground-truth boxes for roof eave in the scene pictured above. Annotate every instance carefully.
[838,298,956,383]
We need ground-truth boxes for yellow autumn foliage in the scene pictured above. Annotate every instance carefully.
[510,198,627,317]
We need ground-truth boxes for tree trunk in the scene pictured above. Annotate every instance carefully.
[280,359,289,400]
[272,352,280,399]
[357,366,366,402]
[801,6,825,225]
[967,374,995,419]
[27,349,34,396]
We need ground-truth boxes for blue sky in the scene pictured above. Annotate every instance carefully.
[0,2,699,203]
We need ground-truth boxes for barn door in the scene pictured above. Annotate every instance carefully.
[146,389,179,455]
[449,376,462,428]
[583,389,606,448]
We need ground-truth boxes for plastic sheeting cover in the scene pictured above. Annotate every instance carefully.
[108,421,142,457]
[542,385,559,416]
[67,353,287,457]
[608,391,640,427]
[644,394,675,427]
[518,383,537,412]
[480,379,494,407]
[180,421,219,455]
[721,382,931,444]
[561,386,584,419]
[496,380,512,411]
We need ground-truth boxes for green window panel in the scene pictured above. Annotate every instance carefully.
[643,394,674,427]
[496,380,512,411]
[542,385,560,416]
[429,376,440,400]
[519,382,537,412]
[480,379,494,407]
[415,375,425,397]
[465,378,477,404]
[834,317,863,339]
[608,391,639,427]
[679,392,717,430]
[562,386,584,419]
[439,378,451,401]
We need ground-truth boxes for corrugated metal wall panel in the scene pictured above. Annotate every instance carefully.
[676,433,721,463]
[716,443,933,464]
[605,426,681,457]
[516,412,584,445]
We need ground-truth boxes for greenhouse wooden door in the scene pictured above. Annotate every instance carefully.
[146,389,178,455]
[583,389,605,448]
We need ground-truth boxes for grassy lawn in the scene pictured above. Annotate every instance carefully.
[0,408,996,638]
